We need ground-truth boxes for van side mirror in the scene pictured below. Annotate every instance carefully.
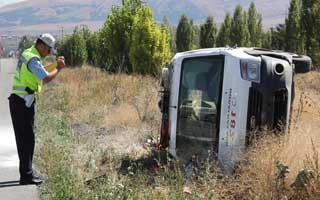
[161,67,170,90]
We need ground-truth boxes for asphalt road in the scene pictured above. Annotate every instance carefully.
[0,58,39,199]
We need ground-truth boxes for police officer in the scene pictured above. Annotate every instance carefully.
[8,33,65,185]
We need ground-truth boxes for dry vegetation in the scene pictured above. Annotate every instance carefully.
[40,66,160,154]
[35,67,320,199]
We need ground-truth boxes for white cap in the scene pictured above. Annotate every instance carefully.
[37,33,56,54]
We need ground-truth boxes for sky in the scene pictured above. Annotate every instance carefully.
[0,0,26,8]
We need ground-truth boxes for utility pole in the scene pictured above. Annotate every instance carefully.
[59,26,64,40]
[61,26,64,40]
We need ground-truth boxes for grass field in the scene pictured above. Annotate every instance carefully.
[34,66,320,199]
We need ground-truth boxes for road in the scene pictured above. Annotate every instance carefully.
[0,58,39,199]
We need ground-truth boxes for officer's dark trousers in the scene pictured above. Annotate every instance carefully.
[8,94,35,180]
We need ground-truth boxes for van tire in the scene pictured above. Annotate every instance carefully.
[292,55,312,73]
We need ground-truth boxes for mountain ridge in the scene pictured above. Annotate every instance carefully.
[0,0,290,36]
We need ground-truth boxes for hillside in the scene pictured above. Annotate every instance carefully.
[0,0,290,35]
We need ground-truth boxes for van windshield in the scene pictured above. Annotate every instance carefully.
[176,56,224,160]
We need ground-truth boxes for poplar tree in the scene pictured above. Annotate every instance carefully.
[248,2,263,47]
[199,16,217,48]
[270,24,286,50]
[216,13,232,47]
[301,0,320,63]
[130,6,171,75]
[58,27,87,66]
[261,31,272,49]
[313,1,320,64]
[285,0,303,53]
[176,14,194,52]
[192,21,200,49]
[162,16,176,53]
[230,5,250,47]
[99,0,143,72]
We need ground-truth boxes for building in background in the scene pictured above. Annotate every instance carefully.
[0,34,21,57]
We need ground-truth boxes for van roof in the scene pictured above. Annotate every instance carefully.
[173,47,253,61]
[174,47,294,64]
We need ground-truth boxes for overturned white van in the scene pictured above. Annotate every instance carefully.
[159,47,312,170]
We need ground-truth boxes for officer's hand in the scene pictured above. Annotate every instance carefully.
[57,56,65,71]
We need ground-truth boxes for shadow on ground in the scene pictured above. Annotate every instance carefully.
[0,180,20,188]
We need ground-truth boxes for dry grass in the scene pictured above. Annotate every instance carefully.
[41,66,160,155]
[35,67,320,199]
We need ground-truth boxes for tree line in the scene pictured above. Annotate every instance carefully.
[19,0,320,75]
[58,0,171,76]
[174,0,320,65]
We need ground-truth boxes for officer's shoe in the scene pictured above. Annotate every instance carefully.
[32,174,40,179]
[20,176,43,185]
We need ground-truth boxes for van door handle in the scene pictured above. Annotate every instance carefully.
[170,105,177,109]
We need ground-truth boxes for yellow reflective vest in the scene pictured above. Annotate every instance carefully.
[12,46,43,95]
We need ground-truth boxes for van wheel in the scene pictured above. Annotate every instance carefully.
[292,55,312,73]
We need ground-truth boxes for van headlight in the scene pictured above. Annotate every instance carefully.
[240,60,261,83]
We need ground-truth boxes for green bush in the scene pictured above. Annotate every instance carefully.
[57,27,88,67]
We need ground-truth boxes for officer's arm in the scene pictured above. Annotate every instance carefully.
[43,68,60,84]
[43,56,65,84]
